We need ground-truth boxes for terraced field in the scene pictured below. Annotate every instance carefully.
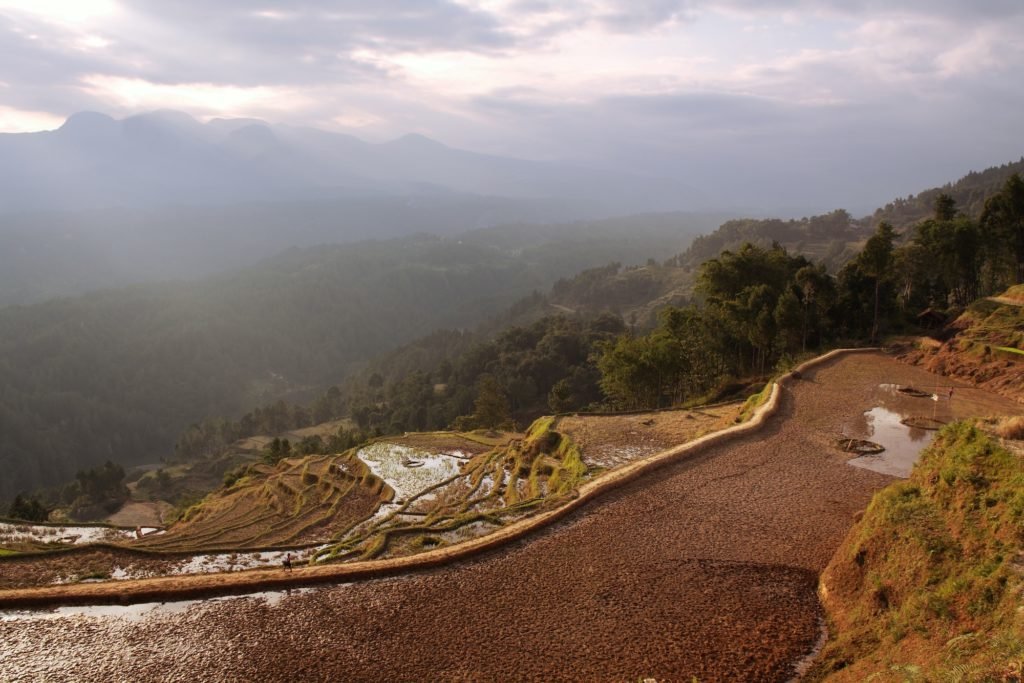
[2,352,1022,681]
[135,452,388,552]
[0,408,741,590]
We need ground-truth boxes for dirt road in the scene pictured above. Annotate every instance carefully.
[2,352,1020,682]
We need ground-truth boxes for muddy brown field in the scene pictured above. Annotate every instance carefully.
[2,352,1021,682]
[559,403,740,469]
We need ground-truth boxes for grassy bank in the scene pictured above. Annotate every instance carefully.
[811,420,1024,681]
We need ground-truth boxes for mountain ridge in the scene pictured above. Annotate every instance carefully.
[0,110,704,214]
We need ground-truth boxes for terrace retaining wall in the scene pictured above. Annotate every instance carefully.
[0,348,879,608]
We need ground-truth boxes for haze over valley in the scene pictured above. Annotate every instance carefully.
[1,2,1023,682]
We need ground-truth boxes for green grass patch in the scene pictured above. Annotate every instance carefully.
[736,382,772,423]
[810,421,1024,681]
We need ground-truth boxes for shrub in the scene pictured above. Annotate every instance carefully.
[994,416,1024,440]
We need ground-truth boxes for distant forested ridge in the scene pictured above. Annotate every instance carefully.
[5,160,1023,502]
[177,172,1024,467]
[676,209,867,272]
[0,225,700,500]
[673,158,1024,274]
[871,157,1024,232]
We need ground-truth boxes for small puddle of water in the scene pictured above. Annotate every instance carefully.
[847,406,936,477]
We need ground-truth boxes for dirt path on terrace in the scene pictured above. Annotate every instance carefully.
[988,295,1024,307]
[105,501,170,527]
[2,352,1021,683]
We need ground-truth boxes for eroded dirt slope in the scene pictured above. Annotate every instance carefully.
[898,295,1024,404]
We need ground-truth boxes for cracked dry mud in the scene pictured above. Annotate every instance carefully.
[3,352,1021,682]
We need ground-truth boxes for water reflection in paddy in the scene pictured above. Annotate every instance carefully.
[847,406,937,477]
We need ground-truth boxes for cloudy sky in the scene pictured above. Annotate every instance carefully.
[1,0,1022,211]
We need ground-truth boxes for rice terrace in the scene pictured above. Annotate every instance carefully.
[2,349,1021,681]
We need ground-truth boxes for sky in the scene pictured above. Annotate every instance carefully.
[1,0,1022,212]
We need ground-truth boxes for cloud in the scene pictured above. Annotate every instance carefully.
[0,103,64,131]
[0,0,1021,212]
[79,76,314,119]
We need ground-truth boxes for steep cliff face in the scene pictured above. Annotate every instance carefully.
[899,288,1024,405]
[810,421,1024,681]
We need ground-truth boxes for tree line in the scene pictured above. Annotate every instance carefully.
[597,175,1023,410]
[171,174,1024,459]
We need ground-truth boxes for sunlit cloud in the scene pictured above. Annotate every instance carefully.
[331,110,384,128]
[0,0,1020,209]
[0,104,65,132]
[0,0,118,25]
[75,34,111,50]
[79,75,312,119]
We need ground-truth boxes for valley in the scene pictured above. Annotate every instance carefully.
[3,5,1023,679]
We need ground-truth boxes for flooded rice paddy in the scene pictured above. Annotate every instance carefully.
[846,405,938,477]
[842,379,1019,478]
[0,522,158,547]
[5,353,1022,681]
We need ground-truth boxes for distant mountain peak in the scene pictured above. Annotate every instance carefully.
[58,111,118,135]
[207,116,272,134]
[224,123,280,156]
[127,109,201,126]
[386,132,448,149]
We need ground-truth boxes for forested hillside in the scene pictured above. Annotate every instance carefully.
[871,157,1024,231]
[314,173,1024,452]
[5,161,1023,504]
[672,157,1024,274]
[0,227,699,500]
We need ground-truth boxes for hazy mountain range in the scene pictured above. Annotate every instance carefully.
[0,110,700,214]
[0,110,713,306]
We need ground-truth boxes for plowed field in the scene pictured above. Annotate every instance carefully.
[3,352,1021,682]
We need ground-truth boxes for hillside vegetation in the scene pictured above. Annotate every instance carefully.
[899,288,1024,403]
[812,421,1024,681]
[6,162,1023,508]
[172,172,1024,502]
[871,158,1024,232]
[0,228,699,501]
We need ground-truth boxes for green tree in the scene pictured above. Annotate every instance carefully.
[933,192,957,221]
[794,264,835,351]
[471,374,510,431]
[7,493,49,522]
[547,378,575,413]
[857,222,897,342]
[980,173,1024,284]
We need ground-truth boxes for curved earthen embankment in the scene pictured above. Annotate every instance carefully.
[0,349,867,608]
[8,349,1015,682]
[0,349,875,609]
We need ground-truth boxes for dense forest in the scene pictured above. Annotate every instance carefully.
[0,223,700,501]
[871,157,1024,231]
[172,173,1024,469]
[4,164,1023,504]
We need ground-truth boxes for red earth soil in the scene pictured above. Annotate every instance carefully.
[2,352,1020,682]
